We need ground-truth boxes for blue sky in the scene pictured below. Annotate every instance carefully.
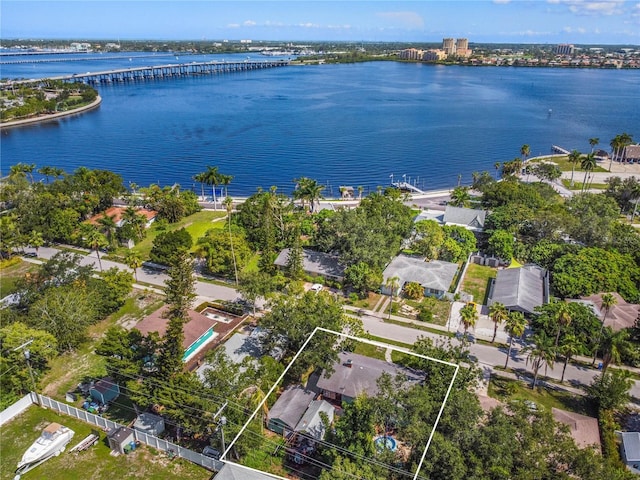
[2,1,639,44]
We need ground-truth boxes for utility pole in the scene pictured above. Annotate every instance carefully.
[13,339,38,405]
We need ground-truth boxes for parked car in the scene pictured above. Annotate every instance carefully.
[202,446,221,459]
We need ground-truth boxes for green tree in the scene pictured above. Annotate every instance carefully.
[520,144,530,162]
[237,271,274,316]
[593,292,617,365]
[404,281,424,300]
[504,311,526,369]
[156,252,196,377]
[449,186,471,208]
[553,301,572,349]
[580,152,597,192]
[197,227,252,278]
[97,213,119,249]
[488,302,508,343]
[27,230,44,257]
[0,322,57,409]
[459,303,478,341]
[589,137,599,153]
[224,196,239,285]
[259,291,348,380]
[586,369,633,412]
[343,262,382,298]
[413,219,445,259]
[567,149,581,187]
[28,286,97,352]
[523,331,555,389]
[488,229,514,261]
[559,333,581,382]
[78,223,108,271]
[124,249,143,282]
[384,275,400,319]
[150,227,193,265]
[600,328,632,374]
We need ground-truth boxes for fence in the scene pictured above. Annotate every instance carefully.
[0,392,37,426]
[9,393,223,472]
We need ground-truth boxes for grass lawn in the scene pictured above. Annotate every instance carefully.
[240,431,287,477]
[0,406,209,480]
[529,156,608,173]
[353,341,387,361]
[39,292,164,402]
[460,263,497,305]
[561,179,608,191]
[488,376,596,417]
[0,258,38,297]
[113,210,226,261]
[346,292,383,310]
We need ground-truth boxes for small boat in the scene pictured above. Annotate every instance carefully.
[16,423,75,476]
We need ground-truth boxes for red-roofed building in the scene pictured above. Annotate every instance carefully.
[580,292,640,332]
[135,306,218,363]
[87,206,157,228]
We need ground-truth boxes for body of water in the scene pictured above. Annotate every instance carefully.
[2,53,639,197]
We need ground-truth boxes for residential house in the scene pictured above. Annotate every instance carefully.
[214,463,278,479]
[487,264,549,315]
[135,306,218,363]
[294,400,335,441]
[443,205,487,232]
[551,408,601,451]
[274,248,345,282]
[576,292,640,331]
[87,206,157,228]
[622,145,640,163]
[267,386,316,436]
[381,254,459,298]
[312,352,422,405]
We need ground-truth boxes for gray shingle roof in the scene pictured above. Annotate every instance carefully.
[214,463,277,479]
[443,205,487,230]
[294,400,335,440]
[382,255,458,294]
[315,352,422,400]
[274,248,345,280]
[622,432,640,462]
[267,386,315,432]
[488,265,548,314]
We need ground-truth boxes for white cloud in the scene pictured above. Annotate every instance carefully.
[547,0,625,16]
[493,0,511,4]
[243,20,256,27]
[563,25,588,32]
[376,11,425,29]
[227,23,240,28]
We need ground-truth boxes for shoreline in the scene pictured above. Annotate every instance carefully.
[0,95,102,130]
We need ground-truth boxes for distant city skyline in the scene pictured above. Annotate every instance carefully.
[2,1,639,45]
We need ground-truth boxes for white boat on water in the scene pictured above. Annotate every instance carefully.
[16,423,75,475]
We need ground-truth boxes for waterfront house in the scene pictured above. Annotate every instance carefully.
[274,248,345,282]
[443,205,487,232]
[87,206,157,228]
[487,264,549,315]
[135,306,218,363]
[381,254,459,298]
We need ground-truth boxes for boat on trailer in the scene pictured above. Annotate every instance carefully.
[15,422,75,478]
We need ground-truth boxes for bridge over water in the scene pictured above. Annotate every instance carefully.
[1,59,289,87]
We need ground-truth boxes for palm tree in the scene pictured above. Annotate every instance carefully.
[384,275,400,320]
[567,149,581,187]
[459,303,478,342]
[619,132,634,163]
[449,186,471,208]
[504,311,526,369]
[554,302,572,350]
[193,172,207,201]
[520,144,530,163]
[494,162,501,179]
[124,250,143,282]
[559,334,581,382]
[489,302,508,343]
[97,214,119,249]
[589,137,599,153]
[293,177,325,213]
[80,224,108,272]
[524,331,555,389]
[305,179,325,213]
[201,166,221,209]
[591,293,617,366]
[28,230,44,257]
[600,328,632,374]
[403,281,424,301]
[609,135,621,171]
[630,182,640,223]
[220,174,233,197]
[580,153,597,192]
[357,185,364,200]
[224,196,239,286]
[38,166,55,184]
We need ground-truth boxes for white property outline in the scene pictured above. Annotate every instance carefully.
[221,327,460,480]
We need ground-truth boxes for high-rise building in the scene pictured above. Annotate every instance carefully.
[456,38,469,51]
[554,44,575,55]
[442,38,456,56]
[399,48,423,60]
